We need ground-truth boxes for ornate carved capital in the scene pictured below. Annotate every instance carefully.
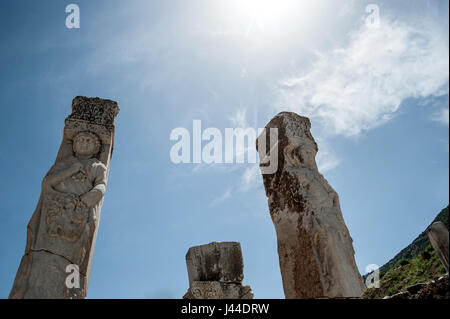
[68,96,120,127]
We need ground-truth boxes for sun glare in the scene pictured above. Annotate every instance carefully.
[229,0,316,36]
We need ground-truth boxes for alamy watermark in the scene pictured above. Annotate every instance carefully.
[66,4,80,29]
[365,4,380,29]
[169,120,278,174]
[65,264,80,289]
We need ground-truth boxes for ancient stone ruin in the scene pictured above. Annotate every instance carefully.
[183,242,253,299]
[427,221,449,274]
[256,112,365,298]
[383,274,449,299]
[9,96,119,299]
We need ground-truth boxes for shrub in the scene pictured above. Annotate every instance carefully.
[421,251,431,260]
[398,258,410,266]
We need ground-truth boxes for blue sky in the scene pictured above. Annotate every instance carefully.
[0,0,448,298]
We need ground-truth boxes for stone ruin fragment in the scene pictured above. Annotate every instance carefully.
[183,241,254,299]
[10,96,119,299]
[427,221,449,274]
[257,112,365,298]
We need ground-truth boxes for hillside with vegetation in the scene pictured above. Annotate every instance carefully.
[363,244,447,298]
[363,205,449,299]
[379,206,449,275]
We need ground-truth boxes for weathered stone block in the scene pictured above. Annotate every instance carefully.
[186,242,244,285]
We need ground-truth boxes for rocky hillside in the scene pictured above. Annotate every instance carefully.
[363,244,447,298]
[379,205,448,275]
[363,205,449,299]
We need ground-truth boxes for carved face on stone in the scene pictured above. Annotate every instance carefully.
[284,136,317,170]
[73,132,101,158]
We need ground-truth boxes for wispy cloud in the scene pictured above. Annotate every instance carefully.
[240,164,262,192]
[315,138,341,173]
[337,0,355,17]
[210,188,232,207]
[275,18,449,137]
[229,108,249,128]
[430,107,449,126]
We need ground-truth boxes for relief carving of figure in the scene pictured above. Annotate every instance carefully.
[10,96,118,299]
[10,131,108,299]
[42,131,107,242]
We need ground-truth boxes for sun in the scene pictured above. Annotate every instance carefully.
[244,0,293,19]
[230,0,312,35]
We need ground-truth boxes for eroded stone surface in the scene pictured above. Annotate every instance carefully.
[257,112,364,298]
[427,222,449,273]
[186,241,244,285]
[184,242,253,299]
[384,275,449,299]
[183,281,253,299]
[9,97,119,299]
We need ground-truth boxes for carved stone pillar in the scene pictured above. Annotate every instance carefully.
[256,112,364,298]
[10,96,119,299]
[183,242,254,299]
[427,222,449,273]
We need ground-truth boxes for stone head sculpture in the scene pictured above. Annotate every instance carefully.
[283,135,318,171]
[279,112,318,171]
[257,111,318,174]
[72,131,101,159]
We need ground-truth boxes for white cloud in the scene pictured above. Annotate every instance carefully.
[430,107,449,126]
[229,108,249,127]
[275,18,449,137]
[240,164,262,192]
[315,138,341,173]
[337,0,355,17]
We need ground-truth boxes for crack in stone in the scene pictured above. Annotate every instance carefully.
[28,249,87,277]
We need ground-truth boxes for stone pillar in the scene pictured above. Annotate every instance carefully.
[10,96,119,299]
[427,222,449,273]
[256,112,364,298]
[183,242,254,299]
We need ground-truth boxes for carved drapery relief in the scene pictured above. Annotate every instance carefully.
[44,193,89,242]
